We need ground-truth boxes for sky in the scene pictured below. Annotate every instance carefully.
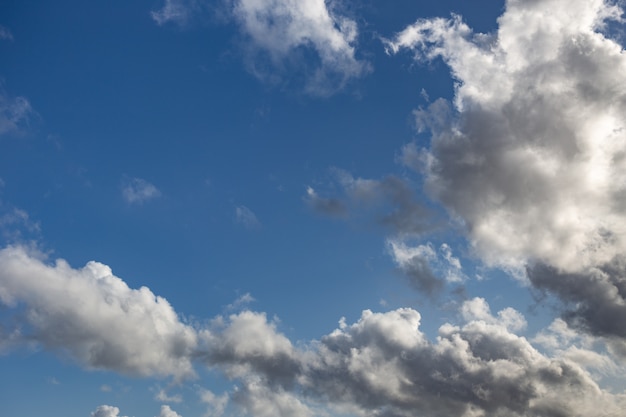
[1,0,626,416]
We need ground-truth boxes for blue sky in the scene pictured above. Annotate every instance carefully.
[1,1,626,416]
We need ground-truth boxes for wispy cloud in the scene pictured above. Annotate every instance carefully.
[90,405,127,417]
[0,89,34,137]
[151,0,370,95]
[121,177,161,204]
[234,205,261,230]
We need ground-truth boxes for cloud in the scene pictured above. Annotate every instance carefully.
[0,89,34,137]
[2,247,624,416]
[152,0,369,95]
[156,388,183,403]
[207,302,626,417]
[385,0,626,343]
[157,405,183,417]
[386,0,626,272]
[91,405,127,417]
[234,206,261,230]
[122,177,161,204]
[0,245,197,379]
[0,25,13,41]
[307,169,434,236]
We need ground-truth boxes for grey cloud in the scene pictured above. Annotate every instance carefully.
[0,246,197,379]
[0,25,13,41]
[307,170,434,237]
[528,259,626,346]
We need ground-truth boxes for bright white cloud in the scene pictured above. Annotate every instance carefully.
[91,405,127,417]
[157,405,183,417]
[122,177,161,204]
[385,0,626,344]
[0,245,197,379]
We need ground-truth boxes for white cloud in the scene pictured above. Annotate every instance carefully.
[151,0,369,95]
[91,405,127,417]
[156,388,183,403]
[122,177,161,204]
[157,405,183,417]
[0,245,197,379]
[234,205,261,230]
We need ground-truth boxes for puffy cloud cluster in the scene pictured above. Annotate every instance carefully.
[2,246,624,416]
[386,0,626,341]
[0,245,197,379]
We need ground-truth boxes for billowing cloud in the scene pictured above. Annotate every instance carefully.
[385,0,626,341]
[122,177,161,204]
[151,0,369,95]
[0,245,197,379]
[2,247,624,416]
[0,89,34,137]
[91,405,127,417]
[234,205,261,229]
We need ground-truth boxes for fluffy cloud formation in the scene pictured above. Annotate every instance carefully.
[122,177,161,204]
[2,248,624,416]
[0,245,197,379]
[205,301,626,417]
[91,405,127,417]
[388,239,465,295]
[157,405,183,417]
[386,0,626,273]
[385,0,626,342]
[151,0,369,95]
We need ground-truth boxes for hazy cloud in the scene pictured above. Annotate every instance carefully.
[0,25,13,41]
[122,177,161,204]
[0,245,197,379]
[0,89,34,137]
[234,205,261,230]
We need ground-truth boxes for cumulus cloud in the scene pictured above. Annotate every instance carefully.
[91,405,127,417]
[190,300,625,417]
[234,205,261,230]
[0,89,34,137]
[388,239,466,295]
[157,405,183,417]
[199,388,229,417]
[385,0,626,341]
[0,245,197,379]
[122,177,161,204]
